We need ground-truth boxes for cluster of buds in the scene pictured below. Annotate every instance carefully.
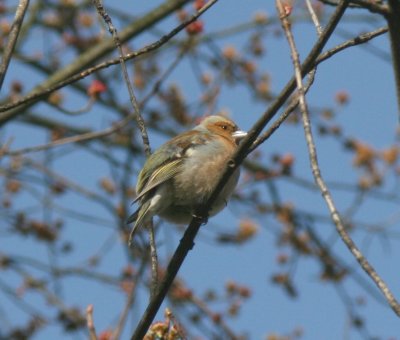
[178,0,206,36]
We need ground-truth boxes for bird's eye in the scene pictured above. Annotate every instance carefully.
[221,125,228,130]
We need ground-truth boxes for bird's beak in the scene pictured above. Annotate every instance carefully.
[232,130,247,141]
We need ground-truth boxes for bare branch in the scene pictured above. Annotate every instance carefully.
[306,0,323,35]
[4,115,132,156]
[112,290,135,340]
[386,0,400,115]
[92,1,160,295]
[250,70,316,152]
[277,0,400,318]
[86,305,98,340]
[316,26,388,63]
[0,0,30,90]
[318,0,389,14]
[92,0,150,156]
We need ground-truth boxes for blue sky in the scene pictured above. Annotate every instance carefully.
[1,1,399,339]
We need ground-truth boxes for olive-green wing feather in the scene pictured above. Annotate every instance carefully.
[134,130,210,202]
[134,158,183,202]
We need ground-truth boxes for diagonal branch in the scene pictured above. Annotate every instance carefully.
[386,0,400,115]
[318,0,389,15]
[0,0,30,90]
[277,0,400,318]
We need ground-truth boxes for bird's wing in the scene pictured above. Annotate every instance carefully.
[134,158,183,202]
[134,130,210,202]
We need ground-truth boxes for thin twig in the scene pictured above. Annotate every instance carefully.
[92,0,150,156]
[86,304,98,340]
[146,224,158,298]
[250,70,316,152]
[4,115,132,156]
[318,0,389,14]
[305,0,323,35]
[277,0,400,318]
[92,0,159,296]
[316,26,388,63]
[0,0,30,90]
[190,295,239,339]
[140,47,187,108]
[112,289,135,340]
[24,157,116,212]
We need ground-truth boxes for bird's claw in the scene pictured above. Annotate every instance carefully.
[192,213,208,225]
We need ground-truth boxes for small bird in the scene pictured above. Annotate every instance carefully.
[127,115,247,245]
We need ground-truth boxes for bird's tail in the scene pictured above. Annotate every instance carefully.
[127,202,151,246]
[126,209,139,224]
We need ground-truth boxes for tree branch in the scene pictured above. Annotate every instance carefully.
[0,0,30,90]
[386,0,400,115]
[86,304,98,340]
[318,0,389,15]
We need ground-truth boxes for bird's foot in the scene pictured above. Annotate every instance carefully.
[192,213,208,225]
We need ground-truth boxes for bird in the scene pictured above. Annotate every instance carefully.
[127,115,247,245]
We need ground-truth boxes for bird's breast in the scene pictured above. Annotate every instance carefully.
[172,141,239,208]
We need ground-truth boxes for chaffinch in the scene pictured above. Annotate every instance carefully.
[127,115,247,244]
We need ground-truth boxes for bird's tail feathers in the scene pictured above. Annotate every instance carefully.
[126,209,139,224]
[127,202,151,247]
